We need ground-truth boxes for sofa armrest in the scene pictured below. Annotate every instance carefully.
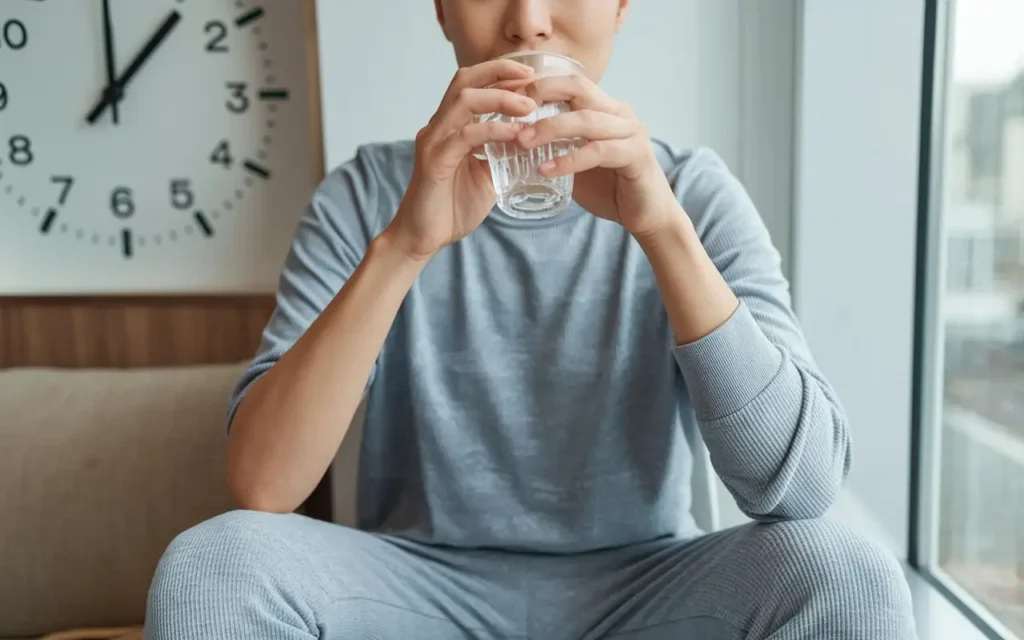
[0,363,245,639]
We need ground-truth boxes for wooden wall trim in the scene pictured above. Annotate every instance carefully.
[0,296,275,369]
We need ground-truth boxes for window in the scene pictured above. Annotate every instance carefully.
[916,0,1024,637]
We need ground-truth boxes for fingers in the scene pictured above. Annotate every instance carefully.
[449,88,536,128]
[437,120,523,167]
[539,139,637,177]
[525,74,625,114]
[517,110,636,150]
[448,59,535,93]
[488,77,535,94]
[425,59,536,141]
[424,87,535,149]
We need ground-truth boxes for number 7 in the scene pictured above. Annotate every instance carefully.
[51,175,74,206]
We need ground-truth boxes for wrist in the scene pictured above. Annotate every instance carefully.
[632,205,698,254]
[373,225,435,272]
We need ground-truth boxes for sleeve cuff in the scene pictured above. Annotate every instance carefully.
[671,302,784,421]
[225,360,276,434]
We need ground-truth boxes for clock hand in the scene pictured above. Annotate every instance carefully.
[85,10,181,125]
[100,0,120,125]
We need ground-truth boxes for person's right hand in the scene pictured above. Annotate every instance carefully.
[385,59,539,261]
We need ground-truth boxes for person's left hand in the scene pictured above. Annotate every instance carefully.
[516,74,682,238]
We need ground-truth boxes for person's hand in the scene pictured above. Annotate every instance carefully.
[385,60,538,261]
[516,74,683,239]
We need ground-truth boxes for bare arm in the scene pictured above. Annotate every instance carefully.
[225,59,535,514]
[227,229,424,513]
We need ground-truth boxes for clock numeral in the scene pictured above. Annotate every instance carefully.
[210,140,233,168]
[111,187,135,219]
[204,20,228,53]
[170,179,195,210]
[225,82,249,114]
[51,175,74,206]
[0,19,28,51]
[8,135,33,166]
[0,82,7,111]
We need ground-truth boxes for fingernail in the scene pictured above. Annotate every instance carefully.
[540,160,555,172]
[519,127,536,142]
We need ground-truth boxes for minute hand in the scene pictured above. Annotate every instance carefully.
[86,10,182,125]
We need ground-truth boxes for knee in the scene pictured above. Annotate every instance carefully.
[753,519,912,611]
[156,510,289,573]
[147,510,294,607]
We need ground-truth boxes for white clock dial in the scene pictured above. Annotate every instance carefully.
[0,0,319,294]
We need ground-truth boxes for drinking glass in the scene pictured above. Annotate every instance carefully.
[478,51,585,219]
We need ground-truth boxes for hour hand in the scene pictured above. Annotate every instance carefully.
[86,10,182,125]
[101,0,120,125]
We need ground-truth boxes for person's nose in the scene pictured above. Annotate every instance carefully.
[504,0,553,47]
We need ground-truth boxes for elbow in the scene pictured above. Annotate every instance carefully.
[758,406,852,522]
[741,438,850,522]
[741,480,840,523]
[226,433,302,515]
[763,476,842,521]
[226,467,299,514]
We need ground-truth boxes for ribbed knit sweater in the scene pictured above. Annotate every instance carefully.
[228,141,852,553]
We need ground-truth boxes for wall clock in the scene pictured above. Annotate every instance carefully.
[0,0,322,294]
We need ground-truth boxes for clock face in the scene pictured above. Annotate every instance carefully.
[0,0,319,294]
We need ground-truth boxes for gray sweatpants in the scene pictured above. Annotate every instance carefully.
[144,511,916,639]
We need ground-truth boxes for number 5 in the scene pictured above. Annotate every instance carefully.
[171,179,195,210]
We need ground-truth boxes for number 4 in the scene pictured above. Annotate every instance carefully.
[210,140,233,168]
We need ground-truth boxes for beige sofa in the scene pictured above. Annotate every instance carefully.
[0,363,249,639]
[0,362,719,639]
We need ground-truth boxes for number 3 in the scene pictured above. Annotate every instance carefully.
[226,82,249,114]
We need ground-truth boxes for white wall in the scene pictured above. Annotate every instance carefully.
[314,0,798,527]
[793,0,928,558]
[314,0,796,271]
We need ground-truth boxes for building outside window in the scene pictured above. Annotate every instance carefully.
[918,0,1024,636]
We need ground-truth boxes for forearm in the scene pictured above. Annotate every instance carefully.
[638,208,848,520]
[634,210,738,345]
[227,228,426,513]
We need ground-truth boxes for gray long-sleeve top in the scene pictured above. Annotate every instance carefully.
[228,141,852,553]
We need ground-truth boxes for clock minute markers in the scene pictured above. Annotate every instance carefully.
[85,10,182,125]
[242,160,270,180]
[234,8,265,28]
[258,89,289,101]
[194,211,213,237]
[40,208,57,234]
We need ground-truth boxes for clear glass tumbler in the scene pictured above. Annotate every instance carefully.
[478,51,585,219]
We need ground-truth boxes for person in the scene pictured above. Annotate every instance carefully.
[145,1,917,638]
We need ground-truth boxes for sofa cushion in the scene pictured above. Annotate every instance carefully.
[0,363,245,639]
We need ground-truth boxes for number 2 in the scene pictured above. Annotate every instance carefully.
[204,21,228,53]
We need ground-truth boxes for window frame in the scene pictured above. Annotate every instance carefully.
[910,1,1022,637]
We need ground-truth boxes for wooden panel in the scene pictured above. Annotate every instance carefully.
[0,295,334,521]
[0,296,275,368]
